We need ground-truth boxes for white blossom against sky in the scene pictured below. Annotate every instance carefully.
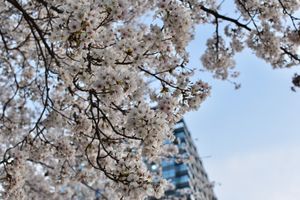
[185,23,300,200]
[1,0,300,199]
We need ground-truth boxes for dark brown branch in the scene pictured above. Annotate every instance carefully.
[199,5,251,31]
[7,0,57,61]
[35,0,64,13]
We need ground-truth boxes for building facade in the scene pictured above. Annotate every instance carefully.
[150,119,217,200]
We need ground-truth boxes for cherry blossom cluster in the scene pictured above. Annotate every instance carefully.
[0,0,300,199]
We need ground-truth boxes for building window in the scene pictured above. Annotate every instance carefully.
[176,182,190,189]
[175,163,188,172]
[175,131,186,139]
[174,175,189,184]
[161,159,175,168]
[174,121,184,129]
[163,169,176,179]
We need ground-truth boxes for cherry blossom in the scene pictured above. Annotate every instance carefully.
[0,0,300,199]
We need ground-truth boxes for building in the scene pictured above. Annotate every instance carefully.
[149,119,217,200]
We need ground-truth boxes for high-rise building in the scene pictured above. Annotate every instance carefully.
[149,119,217,200]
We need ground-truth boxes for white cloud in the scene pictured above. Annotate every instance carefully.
[208,144,300,200]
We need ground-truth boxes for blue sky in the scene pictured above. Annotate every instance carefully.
[184,19,300,200]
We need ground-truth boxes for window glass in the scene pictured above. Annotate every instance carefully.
[174,175,189,184]
[174,121,184,129]
[161,159,174,167]
[176,164,188,171]
[175,131,185,139]
[163,169,175,179]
